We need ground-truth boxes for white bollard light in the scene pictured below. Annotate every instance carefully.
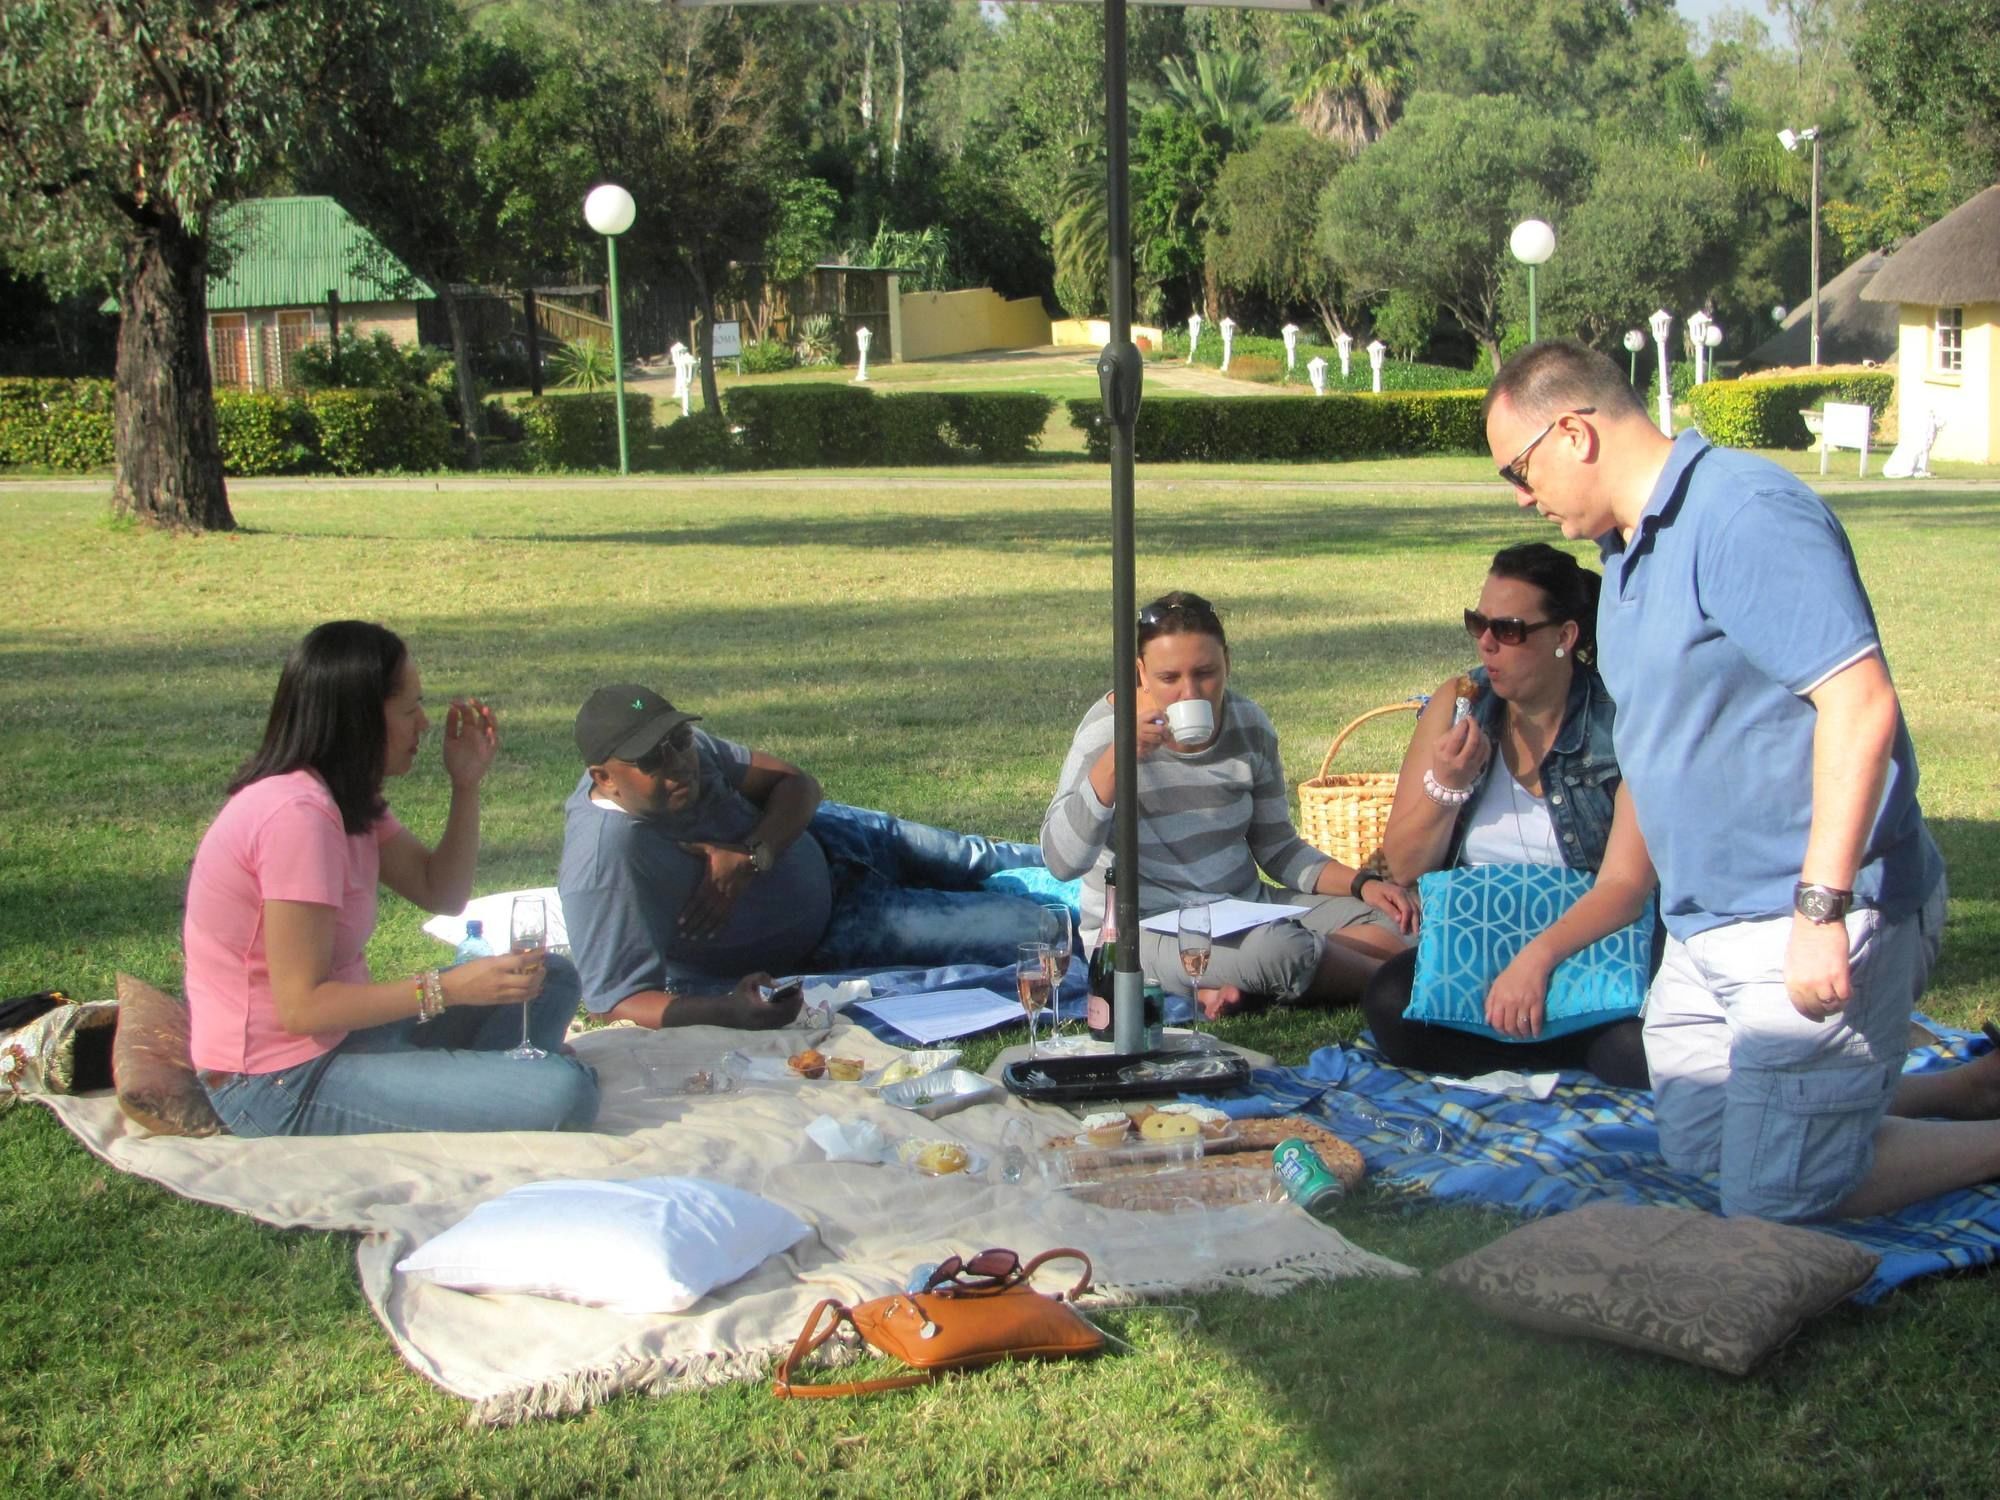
[1307,356,1327,396]
[670,341,689,400]
[1367,339,1386,394]
[1281,323,1300,374]
[1649,309,1674,436]
[855,325,872,383]
[1687,310,1711,385]
[1219,317,1237,372]
[1335,331,1353,379]
[1186,314,1202,365]
[674,349,695,416]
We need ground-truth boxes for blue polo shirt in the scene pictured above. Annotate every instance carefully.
[1596,431,1939,938]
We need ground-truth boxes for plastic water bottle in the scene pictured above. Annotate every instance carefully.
[1272,1138,1346,1218]
[453,918,493,965]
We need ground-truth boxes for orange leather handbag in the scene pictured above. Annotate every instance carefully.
[772,1247,1104,1398]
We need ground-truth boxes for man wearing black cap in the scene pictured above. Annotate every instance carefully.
[558,684,1048,1027]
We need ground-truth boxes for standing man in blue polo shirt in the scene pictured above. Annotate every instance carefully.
[1481,340,2000,1222]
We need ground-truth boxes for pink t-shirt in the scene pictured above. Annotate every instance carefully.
[184,770,406,1075]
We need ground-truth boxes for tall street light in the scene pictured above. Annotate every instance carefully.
[1623,328,1646,386]
[1649,308,1674,437]
[583,183,636,474]
[1779,127,1821,367]
[1510,219,1556,344]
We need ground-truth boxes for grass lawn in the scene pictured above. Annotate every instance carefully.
[2,467,1998,1496]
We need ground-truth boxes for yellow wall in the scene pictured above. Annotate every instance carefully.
[1050,318,1165,353]
[896,288,1051,360]
[1895,302,2000,463]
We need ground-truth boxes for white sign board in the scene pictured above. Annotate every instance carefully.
[1819,401,1871,478]
[710,321,743,359]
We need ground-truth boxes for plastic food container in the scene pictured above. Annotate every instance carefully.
[879,1068,1002,1120]
[1038,1134,1204,1189]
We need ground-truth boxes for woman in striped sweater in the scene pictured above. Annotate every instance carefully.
[1041,592,1416,1017]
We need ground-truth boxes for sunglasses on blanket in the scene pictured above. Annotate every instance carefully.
[625,724,695,774]
[1463,609,1562,648]
[922,1248,1020,1293]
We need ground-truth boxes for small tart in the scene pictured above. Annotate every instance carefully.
[913,1141,970,1175]
[826,1056,865,1082]
[787,1047,827,1079]
[1139,1112,1201,1142]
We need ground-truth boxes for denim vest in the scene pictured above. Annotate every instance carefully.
[1443,663,1620,874]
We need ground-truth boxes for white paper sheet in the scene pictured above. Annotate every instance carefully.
[851,987,1025,1044]
[1139,898,1311,940]
[420,886,568,950]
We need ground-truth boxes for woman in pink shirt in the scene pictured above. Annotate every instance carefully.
[185,620,598,1135]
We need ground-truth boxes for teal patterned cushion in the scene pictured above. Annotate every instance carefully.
[1408,864,1653,1041]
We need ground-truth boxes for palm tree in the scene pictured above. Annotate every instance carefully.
[1287,1,1414,157]
[1049,132,1109,317]
[1149,50,1290,149]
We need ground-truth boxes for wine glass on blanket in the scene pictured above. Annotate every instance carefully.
[505,895,549,1061]
[1016,942,1054,1057]
[1038,904,1074,1040]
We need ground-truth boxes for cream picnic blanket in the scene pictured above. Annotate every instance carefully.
[39,1022,1412,1423]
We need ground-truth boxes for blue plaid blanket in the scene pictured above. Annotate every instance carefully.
[1216,1020,2000,1304]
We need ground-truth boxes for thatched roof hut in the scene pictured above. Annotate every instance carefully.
[1743,250,1899,369]
[1861,185,2000,306]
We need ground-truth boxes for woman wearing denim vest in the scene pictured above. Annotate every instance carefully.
[1361,544,1656,1086]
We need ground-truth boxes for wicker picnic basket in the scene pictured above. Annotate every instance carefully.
[1297,700,1422,872]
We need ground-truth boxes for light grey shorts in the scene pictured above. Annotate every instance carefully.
[1644,880,1946,1222]
[1138,893,1404,1005]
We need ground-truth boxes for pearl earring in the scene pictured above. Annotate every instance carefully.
[1554,647,1566,659]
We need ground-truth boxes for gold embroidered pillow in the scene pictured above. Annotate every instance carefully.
[112,973,223,1137]
[1434,1202,1877,1376]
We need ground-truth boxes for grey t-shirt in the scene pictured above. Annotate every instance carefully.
[557,729,833,1010]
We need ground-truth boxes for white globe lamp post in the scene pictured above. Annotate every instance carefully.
[583,183,637,474]
[1509,218,1556,344]
[1622,328,1646,387]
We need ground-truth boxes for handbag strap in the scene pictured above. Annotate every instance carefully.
[1019,1247,1093,1301]
[770,1297,936,1400]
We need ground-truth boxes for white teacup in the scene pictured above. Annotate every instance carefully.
[1165,699,1215,746]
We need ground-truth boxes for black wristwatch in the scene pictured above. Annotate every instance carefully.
[747,837,775,874]
[1794,882,1852,924]
[1350,869,1383,901]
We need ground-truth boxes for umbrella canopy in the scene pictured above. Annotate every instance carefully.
[670,0,1329,1047]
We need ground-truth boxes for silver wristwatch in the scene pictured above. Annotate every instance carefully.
[1793,882,1852,924]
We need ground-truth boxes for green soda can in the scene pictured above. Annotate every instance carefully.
[1272,1138,1345,1217]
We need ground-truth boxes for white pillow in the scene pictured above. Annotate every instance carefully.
[396,1176,812,1315]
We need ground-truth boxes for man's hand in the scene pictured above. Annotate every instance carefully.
[1785,914,1853,1021]
[729,972,802,1029]
[678,841,756,939]
[1361,878,1419,935]
[1484,952,1551,1039]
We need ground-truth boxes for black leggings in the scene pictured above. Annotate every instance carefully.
[1359,949,1650,1089]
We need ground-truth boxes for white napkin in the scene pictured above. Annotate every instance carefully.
[805,1114,893,1164]
[1435,1070,1560,1100]
[804,979,871,1013]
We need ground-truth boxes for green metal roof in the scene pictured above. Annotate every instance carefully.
[205,197,435,310]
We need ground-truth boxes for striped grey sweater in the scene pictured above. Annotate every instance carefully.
[1040,690,1331,949]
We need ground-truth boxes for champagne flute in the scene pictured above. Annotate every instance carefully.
[1178,898,1216,1042]
[1038,904,1074,1042]
[1016,941,1054,1057]
[505,895,548,1061]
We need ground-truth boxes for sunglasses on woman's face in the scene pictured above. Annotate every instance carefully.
[922,1247,1019,1292]
[1464,609,1562,647]
[625,724,695,775]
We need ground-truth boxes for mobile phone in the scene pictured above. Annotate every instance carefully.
[760,979,805,1007]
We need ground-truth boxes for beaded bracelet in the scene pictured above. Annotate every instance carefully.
[1422,768,1472,807]
[415,968,445,1023]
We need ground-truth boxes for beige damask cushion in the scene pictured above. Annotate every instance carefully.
[112,973,223,1137]
[1434,1202,1878,1376]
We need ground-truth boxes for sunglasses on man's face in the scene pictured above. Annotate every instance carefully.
[1464,609,1562,647]
[625,724,695,776]
[1496,406,1595,490]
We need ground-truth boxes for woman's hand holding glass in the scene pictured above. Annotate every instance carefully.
[505,894,549,1060]
[439,953,547,1007]
[439,697,500,788]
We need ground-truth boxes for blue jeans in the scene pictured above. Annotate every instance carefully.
[806,802,1049,971]
[203,954,600,1136]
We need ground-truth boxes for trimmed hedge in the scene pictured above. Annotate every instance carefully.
[304,388,454,474]
[1063,391,1487,462]
[0,377,115,470]
[657,411,738,472]
[518,392,655,470]
[214,392,312,476]
[1687,373,1898,449]
[722,387,1055,467]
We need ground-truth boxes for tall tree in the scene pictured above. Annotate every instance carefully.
[1281,1,1415,156]
[1851,0,2000,180]
[0,0,416,530]
[1319,92,1590,368]
[1208,126,1353,341]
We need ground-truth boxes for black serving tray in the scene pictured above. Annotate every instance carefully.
[1000,1049,1252,1104]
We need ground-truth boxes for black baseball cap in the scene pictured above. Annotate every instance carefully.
[575,684,702,766]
